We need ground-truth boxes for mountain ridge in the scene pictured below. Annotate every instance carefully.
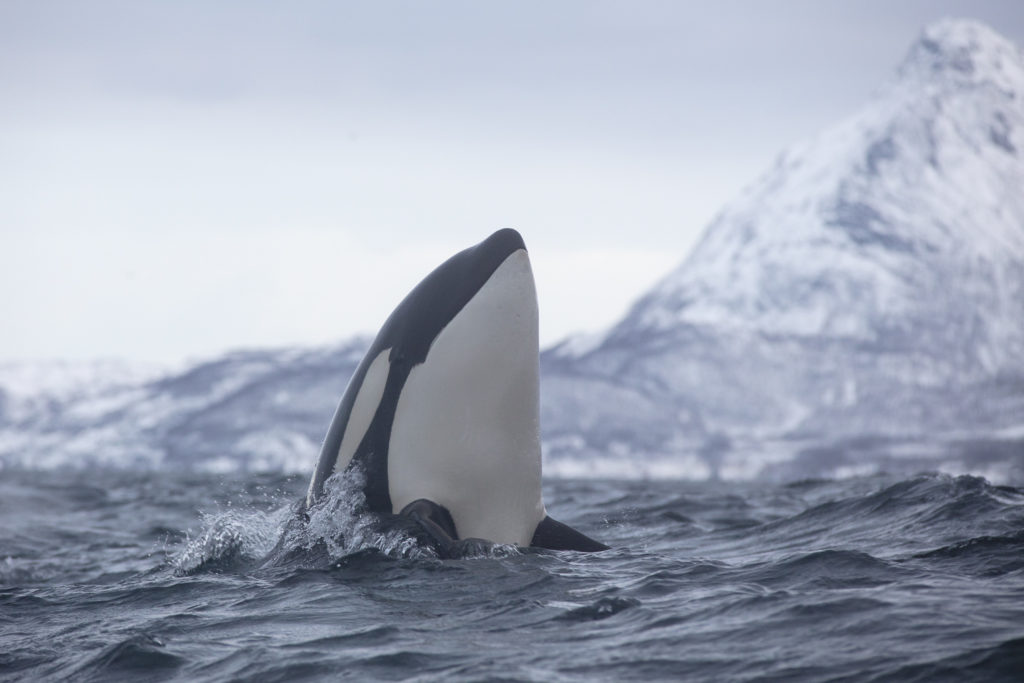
[541,18,1024,478]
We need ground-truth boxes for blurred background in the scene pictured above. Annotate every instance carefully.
[3,2,1023,480]
[4,1,1023,363]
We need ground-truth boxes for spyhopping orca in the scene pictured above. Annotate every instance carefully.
[306,229,607,554]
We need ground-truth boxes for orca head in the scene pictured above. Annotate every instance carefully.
[306,229,608,551]
[386,229,544,545]
[307,229,544,544]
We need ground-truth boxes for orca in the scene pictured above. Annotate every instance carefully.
[306,228,607,554]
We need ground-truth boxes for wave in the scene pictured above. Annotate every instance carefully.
[171,466,521,576]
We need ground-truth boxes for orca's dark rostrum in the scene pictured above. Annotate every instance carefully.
[306,229,607,553]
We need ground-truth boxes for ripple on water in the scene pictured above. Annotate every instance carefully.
[555,596,642,623]
[76,633,185,678]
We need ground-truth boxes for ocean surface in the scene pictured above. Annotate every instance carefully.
[2,469,1024,681]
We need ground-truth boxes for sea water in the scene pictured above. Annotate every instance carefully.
[2,468,1023,681]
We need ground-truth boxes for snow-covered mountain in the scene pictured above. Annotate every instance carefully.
[2,19,1022,482]
[0,341,368,471]
[543,18,1024,481]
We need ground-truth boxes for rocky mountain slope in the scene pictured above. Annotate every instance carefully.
[0,341,367,471]
[541,18,1024,480]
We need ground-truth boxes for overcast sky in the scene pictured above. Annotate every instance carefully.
[3,1,1024,364]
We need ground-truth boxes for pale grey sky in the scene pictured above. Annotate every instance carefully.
[3,1,1024,363]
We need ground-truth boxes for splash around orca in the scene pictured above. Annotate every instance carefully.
[303,229,607,556]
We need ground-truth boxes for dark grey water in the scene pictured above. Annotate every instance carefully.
[2,469,1024,681]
